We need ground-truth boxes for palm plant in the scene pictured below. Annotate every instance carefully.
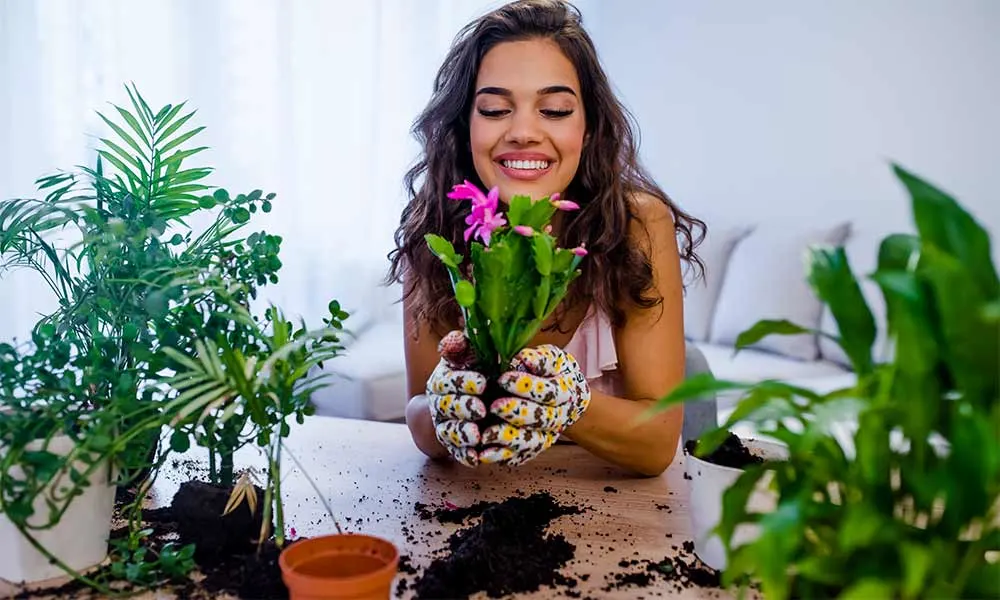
[162,297,349,550]
[0,83,285,484]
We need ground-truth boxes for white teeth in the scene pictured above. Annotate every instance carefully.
[501,159,550,170]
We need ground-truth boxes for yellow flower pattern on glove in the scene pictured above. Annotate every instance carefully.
[425,331,489,468]
[476,344,591,467]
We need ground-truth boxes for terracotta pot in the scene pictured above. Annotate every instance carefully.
[685,437,787,570]
[279,533,399,600]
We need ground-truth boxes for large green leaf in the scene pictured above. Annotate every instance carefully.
[918,245,999,402]
[894,163,999,299]
[733,319,820,353]
[806,246,876,374]
[872,236,939,379]
[646,372,751,414]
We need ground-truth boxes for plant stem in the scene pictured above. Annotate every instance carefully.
[221,451,234,488]
[272,438,285,547]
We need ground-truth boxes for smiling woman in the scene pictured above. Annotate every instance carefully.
[387,0,707,476]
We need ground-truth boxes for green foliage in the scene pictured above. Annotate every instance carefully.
[649,164,999,599]
[425,192,584,375]
[0,84,349,592]
[163,302,348,548]
[109,530,196,585]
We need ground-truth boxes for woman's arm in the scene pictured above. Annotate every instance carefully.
[401,290,451,460]
[563,194,687,476]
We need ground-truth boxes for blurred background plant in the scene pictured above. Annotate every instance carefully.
[651,164,999,600]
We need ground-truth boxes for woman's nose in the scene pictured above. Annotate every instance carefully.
[503,111,543,145]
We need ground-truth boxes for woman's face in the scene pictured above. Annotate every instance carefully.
[469,38,586,204]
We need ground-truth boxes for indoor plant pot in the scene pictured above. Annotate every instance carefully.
[0,434,116,584]
[279,533,399,600]
[684,434,787,570]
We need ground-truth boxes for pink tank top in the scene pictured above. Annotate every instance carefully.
[562,308,625,397]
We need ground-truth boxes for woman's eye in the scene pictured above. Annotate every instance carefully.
[477,108,510,118]
[541,109,574,119]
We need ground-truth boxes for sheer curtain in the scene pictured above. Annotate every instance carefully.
[0,0,518,342]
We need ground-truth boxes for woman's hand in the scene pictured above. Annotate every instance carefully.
[479,345,591,466]
[425,331,488,467]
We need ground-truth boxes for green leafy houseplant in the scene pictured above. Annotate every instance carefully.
[424,181,587,378]
[651,164,999,599]
[163,297,349,552]
[0,83,287,486]
[0,325,178,590]
[0,85,350,593]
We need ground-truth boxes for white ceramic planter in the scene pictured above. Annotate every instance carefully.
[685,437,787,571]
[0,434,116,584]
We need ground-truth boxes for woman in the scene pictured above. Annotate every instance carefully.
[386,0,705,476]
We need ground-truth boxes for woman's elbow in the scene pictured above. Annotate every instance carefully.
[633,443,679,477]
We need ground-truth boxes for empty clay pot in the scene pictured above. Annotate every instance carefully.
[279,533,399,600]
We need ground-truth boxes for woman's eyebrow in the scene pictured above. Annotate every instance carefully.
[475,85,577,97]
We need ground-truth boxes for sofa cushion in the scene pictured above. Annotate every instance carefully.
[697,342,850,384]
[308,320,408,422]
[709,221,852,361]
[683,223,755,341]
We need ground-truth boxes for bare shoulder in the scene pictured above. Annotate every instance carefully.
[626,191,679,257]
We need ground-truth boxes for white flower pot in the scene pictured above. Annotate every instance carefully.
[0,434,116,585]
[685,437,787,571]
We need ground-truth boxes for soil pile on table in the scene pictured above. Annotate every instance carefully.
[167,480,291,599]
[685,432,763,469]
[412,492,583,599]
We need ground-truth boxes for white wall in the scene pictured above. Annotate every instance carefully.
[588,0,999,264]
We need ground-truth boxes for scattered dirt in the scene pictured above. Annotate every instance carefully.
[411,492,584,599]
[685,432,763,469]
[194,537,293,600]
[603,540,722,594]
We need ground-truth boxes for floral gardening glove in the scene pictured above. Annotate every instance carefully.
[479,345,591,466]
[426,331,488,468]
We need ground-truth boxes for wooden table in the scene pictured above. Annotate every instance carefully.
[4,416,734,599]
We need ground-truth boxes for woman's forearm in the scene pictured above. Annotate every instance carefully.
[405,394,450,460]
[564,389,684,477]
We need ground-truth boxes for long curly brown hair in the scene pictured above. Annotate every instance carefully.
[386,0,705,337]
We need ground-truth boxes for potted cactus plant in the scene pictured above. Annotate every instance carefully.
[650,163,999,599]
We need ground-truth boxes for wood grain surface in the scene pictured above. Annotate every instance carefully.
[3,416,741,599]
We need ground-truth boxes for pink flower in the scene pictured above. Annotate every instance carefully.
[452,181,506,246]
[550,192,561,203]
[571,245,588,257]
[444,500,459,510]
[289,527,297,538]
[464,205,506,245]
[513,225,535,237]
[552,199,580,211]
[447,180,490,205]
[544,225,553,234]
